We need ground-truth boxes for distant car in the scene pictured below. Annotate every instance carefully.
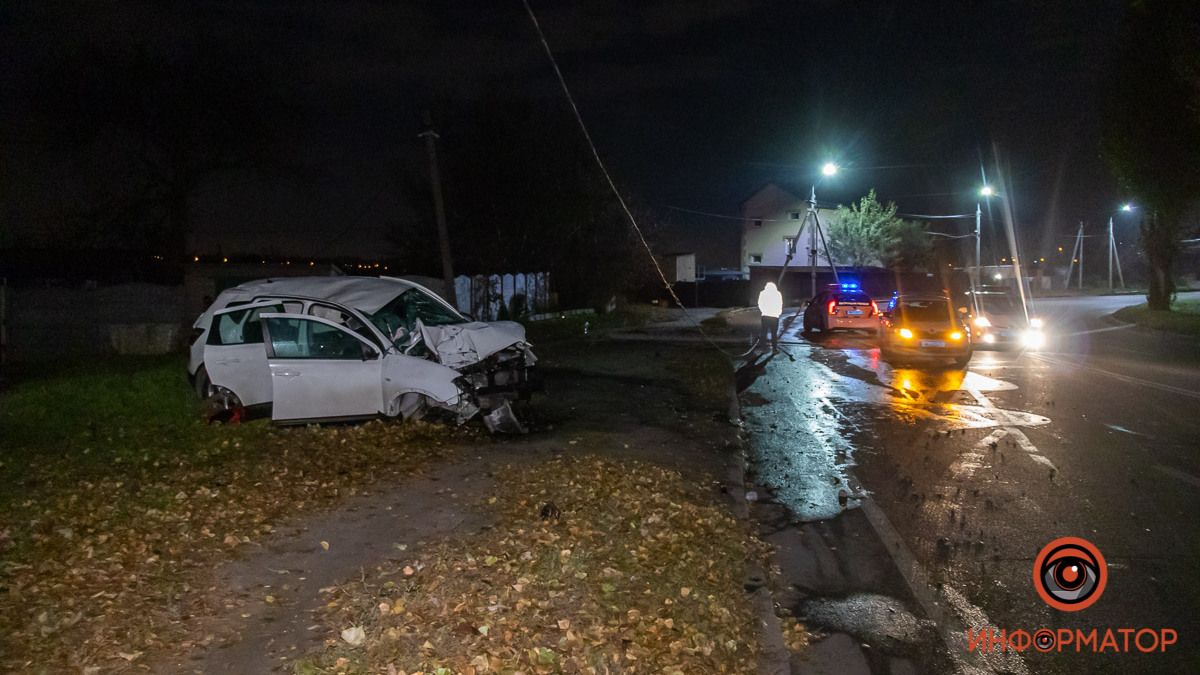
[187,276,538,432]
[964,290,1046,350]
[878,294,973,367]
[802,283,881,333]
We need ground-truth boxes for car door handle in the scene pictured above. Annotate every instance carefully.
[274,370,302,378]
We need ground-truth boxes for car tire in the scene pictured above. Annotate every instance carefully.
[802,314,814,334]
[952,352,972,369]
[194,366,211,400]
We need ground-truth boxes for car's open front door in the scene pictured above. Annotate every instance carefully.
[203,300,285,406]
[259,313,385,422]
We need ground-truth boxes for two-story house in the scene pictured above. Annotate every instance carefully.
[740,183,839,296]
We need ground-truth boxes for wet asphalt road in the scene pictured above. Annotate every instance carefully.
[741,292,1200,674]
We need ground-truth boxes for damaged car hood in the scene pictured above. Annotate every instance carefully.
[418,320,533,369]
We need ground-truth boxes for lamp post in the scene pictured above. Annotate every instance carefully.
[777,162,841,298]
[1109,203,1133,290]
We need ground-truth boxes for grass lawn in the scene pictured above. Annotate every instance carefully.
[1112,299,1200,338]
[0,356,465,673]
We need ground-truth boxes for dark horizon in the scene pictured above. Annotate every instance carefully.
[0,1,1143,266]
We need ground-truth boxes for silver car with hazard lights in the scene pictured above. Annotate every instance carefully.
[802,282,881,333]
[965,289,1046,350]
[878,294,973,367]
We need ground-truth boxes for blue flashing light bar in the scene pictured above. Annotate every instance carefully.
[839,282,860,290]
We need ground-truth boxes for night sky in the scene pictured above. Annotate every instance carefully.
[1,1,1133,264]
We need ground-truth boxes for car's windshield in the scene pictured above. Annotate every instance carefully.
[897,299,952,323]
[978,295,1016,315]
[369,288,464,347]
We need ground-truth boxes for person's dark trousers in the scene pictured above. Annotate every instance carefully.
[761,315,779,348]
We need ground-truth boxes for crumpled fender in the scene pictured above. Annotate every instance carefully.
[418,319,531,369]
[381,355,466,412]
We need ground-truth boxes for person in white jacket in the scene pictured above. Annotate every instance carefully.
[757,281,783,350]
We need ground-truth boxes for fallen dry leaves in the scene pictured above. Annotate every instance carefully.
[0,419,465,673]
[299,454,769,674]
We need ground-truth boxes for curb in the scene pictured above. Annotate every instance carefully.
[725,375,792,675]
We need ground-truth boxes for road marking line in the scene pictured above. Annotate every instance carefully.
[1155,465,1200,489]
[1029,352,1200,400]
[966,385,1059,475]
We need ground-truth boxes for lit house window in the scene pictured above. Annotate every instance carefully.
[790,211,801,220]
[750,254,763,264]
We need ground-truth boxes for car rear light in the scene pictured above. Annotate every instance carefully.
[827,299,838,315]
[869,299,878,317]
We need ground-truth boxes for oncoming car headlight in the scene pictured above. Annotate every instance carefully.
[1030,317,1044,329]
[898,327,914,340]
[1022,330,1046,349]
[973,316,991,328]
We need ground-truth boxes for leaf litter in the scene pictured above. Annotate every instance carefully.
[0,416,467,673]
[298,453,771,674]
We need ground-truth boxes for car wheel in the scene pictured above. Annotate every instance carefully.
[194,366,211,400]
[802,313,814,334]
[952,352,972,369]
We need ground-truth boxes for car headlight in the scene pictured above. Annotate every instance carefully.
[898,327,914,339]
[950,331,963,341]
[982,333,996,344]
[1021,330,1046,349]
[1029,317,1044,329]
[973,316,991,328]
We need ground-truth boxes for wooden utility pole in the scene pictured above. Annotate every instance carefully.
[418,111,455,306]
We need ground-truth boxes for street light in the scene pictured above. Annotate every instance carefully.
[778,162,841,298]
[1108,203,1134,289]
[979,185,995,197]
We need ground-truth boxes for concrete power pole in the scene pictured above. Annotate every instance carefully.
[418,112,456,306]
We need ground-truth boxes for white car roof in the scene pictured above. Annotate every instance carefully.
[222,276,447,315]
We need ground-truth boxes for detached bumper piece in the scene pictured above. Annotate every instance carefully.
[482,401,527,434]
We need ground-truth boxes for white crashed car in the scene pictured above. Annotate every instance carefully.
[187,276,538,432]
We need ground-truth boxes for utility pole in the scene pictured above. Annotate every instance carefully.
[1107,216,1114,291]
[973,203,982,312]
[809,186,819,297]
[418,111,455,306]
[1077,221,1085,289]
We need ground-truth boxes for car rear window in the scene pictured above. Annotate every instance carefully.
[836,291,872,303]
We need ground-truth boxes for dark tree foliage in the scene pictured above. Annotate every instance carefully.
[1102,0,1200,309]
[394,96,657,310]
[23,37,292,272]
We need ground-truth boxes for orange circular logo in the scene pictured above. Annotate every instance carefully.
[1033,537,1107,612]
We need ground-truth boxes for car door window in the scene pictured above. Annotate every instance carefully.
[265,316,377,360]
[208,304,283,346]
[308,303,382,349]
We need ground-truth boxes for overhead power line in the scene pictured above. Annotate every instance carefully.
[520,0,734,357]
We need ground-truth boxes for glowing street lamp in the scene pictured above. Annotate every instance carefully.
[779,161,841,297]
[979,185,995,198]
[1120,203,1134,212]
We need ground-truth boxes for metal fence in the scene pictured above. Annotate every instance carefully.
[454,272,550,321]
